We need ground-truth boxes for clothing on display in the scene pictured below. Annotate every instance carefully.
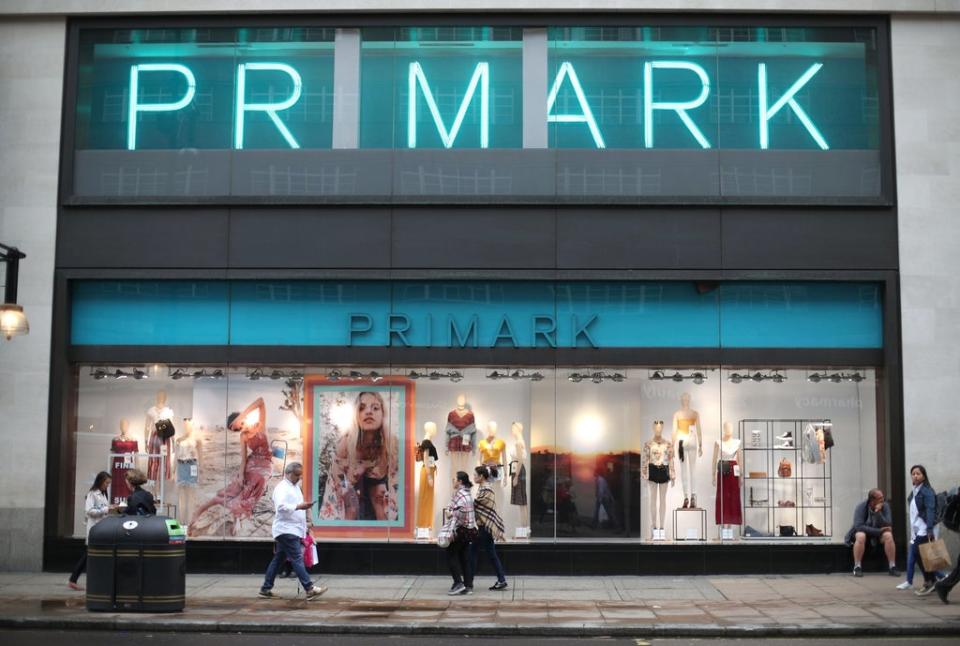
[145,404,175,481]
[715,438,742,526]
[109,437,138,505]
[415,438,438,528]
[676,417,695,461]
[509,461,527,506]
[478,436,506,468]
[176,438,199,487]
[445,409,476,453]
[648,464,670,484]
[415,439,438,463]
[641,439,675,481]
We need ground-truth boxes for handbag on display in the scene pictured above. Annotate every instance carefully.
[749,486,768,507]
[778,458,792,478]
[719,460,733,476]
[919,538,953,572]
[749,471,767,479]
[155,418,175,440]
[821,426,835,449]
[778,525,797,537]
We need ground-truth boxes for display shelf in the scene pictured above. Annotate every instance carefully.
[739,419,833,539]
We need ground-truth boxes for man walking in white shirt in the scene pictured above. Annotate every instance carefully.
[258,462,327,600]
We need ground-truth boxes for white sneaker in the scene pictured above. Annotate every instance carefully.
[896,581,912,590]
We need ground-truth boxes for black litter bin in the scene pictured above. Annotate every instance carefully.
[86,515,186,612]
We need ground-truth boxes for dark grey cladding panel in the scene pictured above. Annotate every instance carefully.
[556,208,722,269]
[391,208,556,269]
[228,208,391,269]
[721,208,898,270]
[57,208,229,268]
[73,150,232,198]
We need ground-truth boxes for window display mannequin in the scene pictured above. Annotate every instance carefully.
[712,421,743,538]
[445,394,476,474]
[416,421,439,530]
[110,418,139,506]
[176,418,201,527]
[673,393,703,509]
[509,422,529,533]
[641,420,675,540]
[478,421,508,488]
[145,390,175,483]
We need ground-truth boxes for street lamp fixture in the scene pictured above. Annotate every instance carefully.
[0,243,28,341]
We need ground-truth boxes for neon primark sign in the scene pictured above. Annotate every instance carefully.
[125,59,829,151]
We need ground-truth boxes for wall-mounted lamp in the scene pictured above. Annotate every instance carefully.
[0,243,28,341]
[568,371,626,384]
[648,370,707,384]
[727,370,786,384]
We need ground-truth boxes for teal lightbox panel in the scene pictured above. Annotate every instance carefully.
[71,281,230,345]
[229,281,391,346]
[556,282,721,347]
[719,282,882,348]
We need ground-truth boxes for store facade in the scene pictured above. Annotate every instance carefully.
[44,14,903,574]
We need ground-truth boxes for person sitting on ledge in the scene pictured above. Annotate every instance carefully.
[844,488,899,578]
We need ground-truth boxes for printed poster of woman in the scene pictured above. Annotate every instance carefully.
[304,376,415,539]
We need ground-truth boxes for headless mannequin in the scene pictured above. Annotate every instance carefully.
[712,421,743,537]
[176,418,201,524]
[416,422,439,531]
[145,390,175,484]
[642,421,675,539]
[479,421,508,488]
[445,394,476,475]
[673,393,703,509]
[510,422,529,528]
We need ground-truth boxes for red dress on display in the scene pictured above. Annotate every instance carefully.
[715,439,743,525]
[110,438,139,505]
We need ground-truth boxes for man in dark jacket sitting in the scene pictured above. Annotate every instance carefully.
[845,488,899,577]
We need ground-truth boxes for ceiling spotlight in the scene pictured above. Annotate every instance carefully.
[248,368,263,381]
[369,371,383,382]
[529,372,544,382]
[407,371,420,380]
[114,369,128,380]
[132,368,148,380]
[807,372,822,383]
[845,372,864,383]
[170,368,187,380]
[568,373,583,383]
[829,373,842,383]
[450,371,464,383]
[271,369,286,380]
[770,372,784,384]
[92,368,108,380]
[728,373,742,384]
[610,373,625,383]
[691,372,705,385]
[671,372,683,383]
[650,370,664,381]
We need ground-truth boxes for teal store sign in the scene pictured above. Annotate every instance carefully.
[71,280,883,349]
[76,26,879,152]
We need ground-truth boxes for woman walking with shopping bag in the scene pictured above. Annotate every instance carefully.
[908,465,941,596]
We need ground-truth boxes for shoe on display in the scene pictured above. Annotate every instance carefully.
[777,500,796,508]
[690,495,697,509]
[805,524,824,537]
[490,581,508,591]
[853,565,863,577]
[774,441,795,449]
[895,581,913,590]
[682,497,689,509]
[916,582,937,596]
[448,583,466,595]
[776,431,793,441]
[889,566,901,577]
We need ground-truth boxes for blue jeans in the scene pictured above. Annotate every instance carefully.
[470,526,506,584]
[262,534,312,592]
[909,535,936,585]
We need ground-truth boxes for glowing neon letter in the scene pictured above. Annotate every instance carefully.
[643,61,711,149]
[408,61,489,148]
[546,61,605,149]
[127,64,196,150]
[758,63,829,150]
[235,63,303,150]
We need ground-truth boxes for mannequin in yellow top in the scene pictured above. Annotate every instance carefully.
[478,421,508,489]
[673,392,703,509]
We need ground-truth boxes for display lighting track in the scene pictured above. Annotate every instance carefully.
[247,368,303,381]
[727,370,786,384]
[91,367,148,380]
[567,371,626,384]
[648,369,707,384]
[807,371,864,384]
[486,369,544,382]
[407,370,464,382]
[168,367,224,380]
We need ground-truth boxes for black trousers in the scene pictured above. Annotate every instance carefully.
[69,551,87,583]
[446,538,473,588]
[939,556,960,592]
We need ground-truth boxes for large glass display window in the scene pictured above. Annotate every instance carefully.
[68,364,877,545]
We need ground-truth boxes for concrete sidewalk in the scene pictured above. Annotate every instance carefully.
[1,572,959,637]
